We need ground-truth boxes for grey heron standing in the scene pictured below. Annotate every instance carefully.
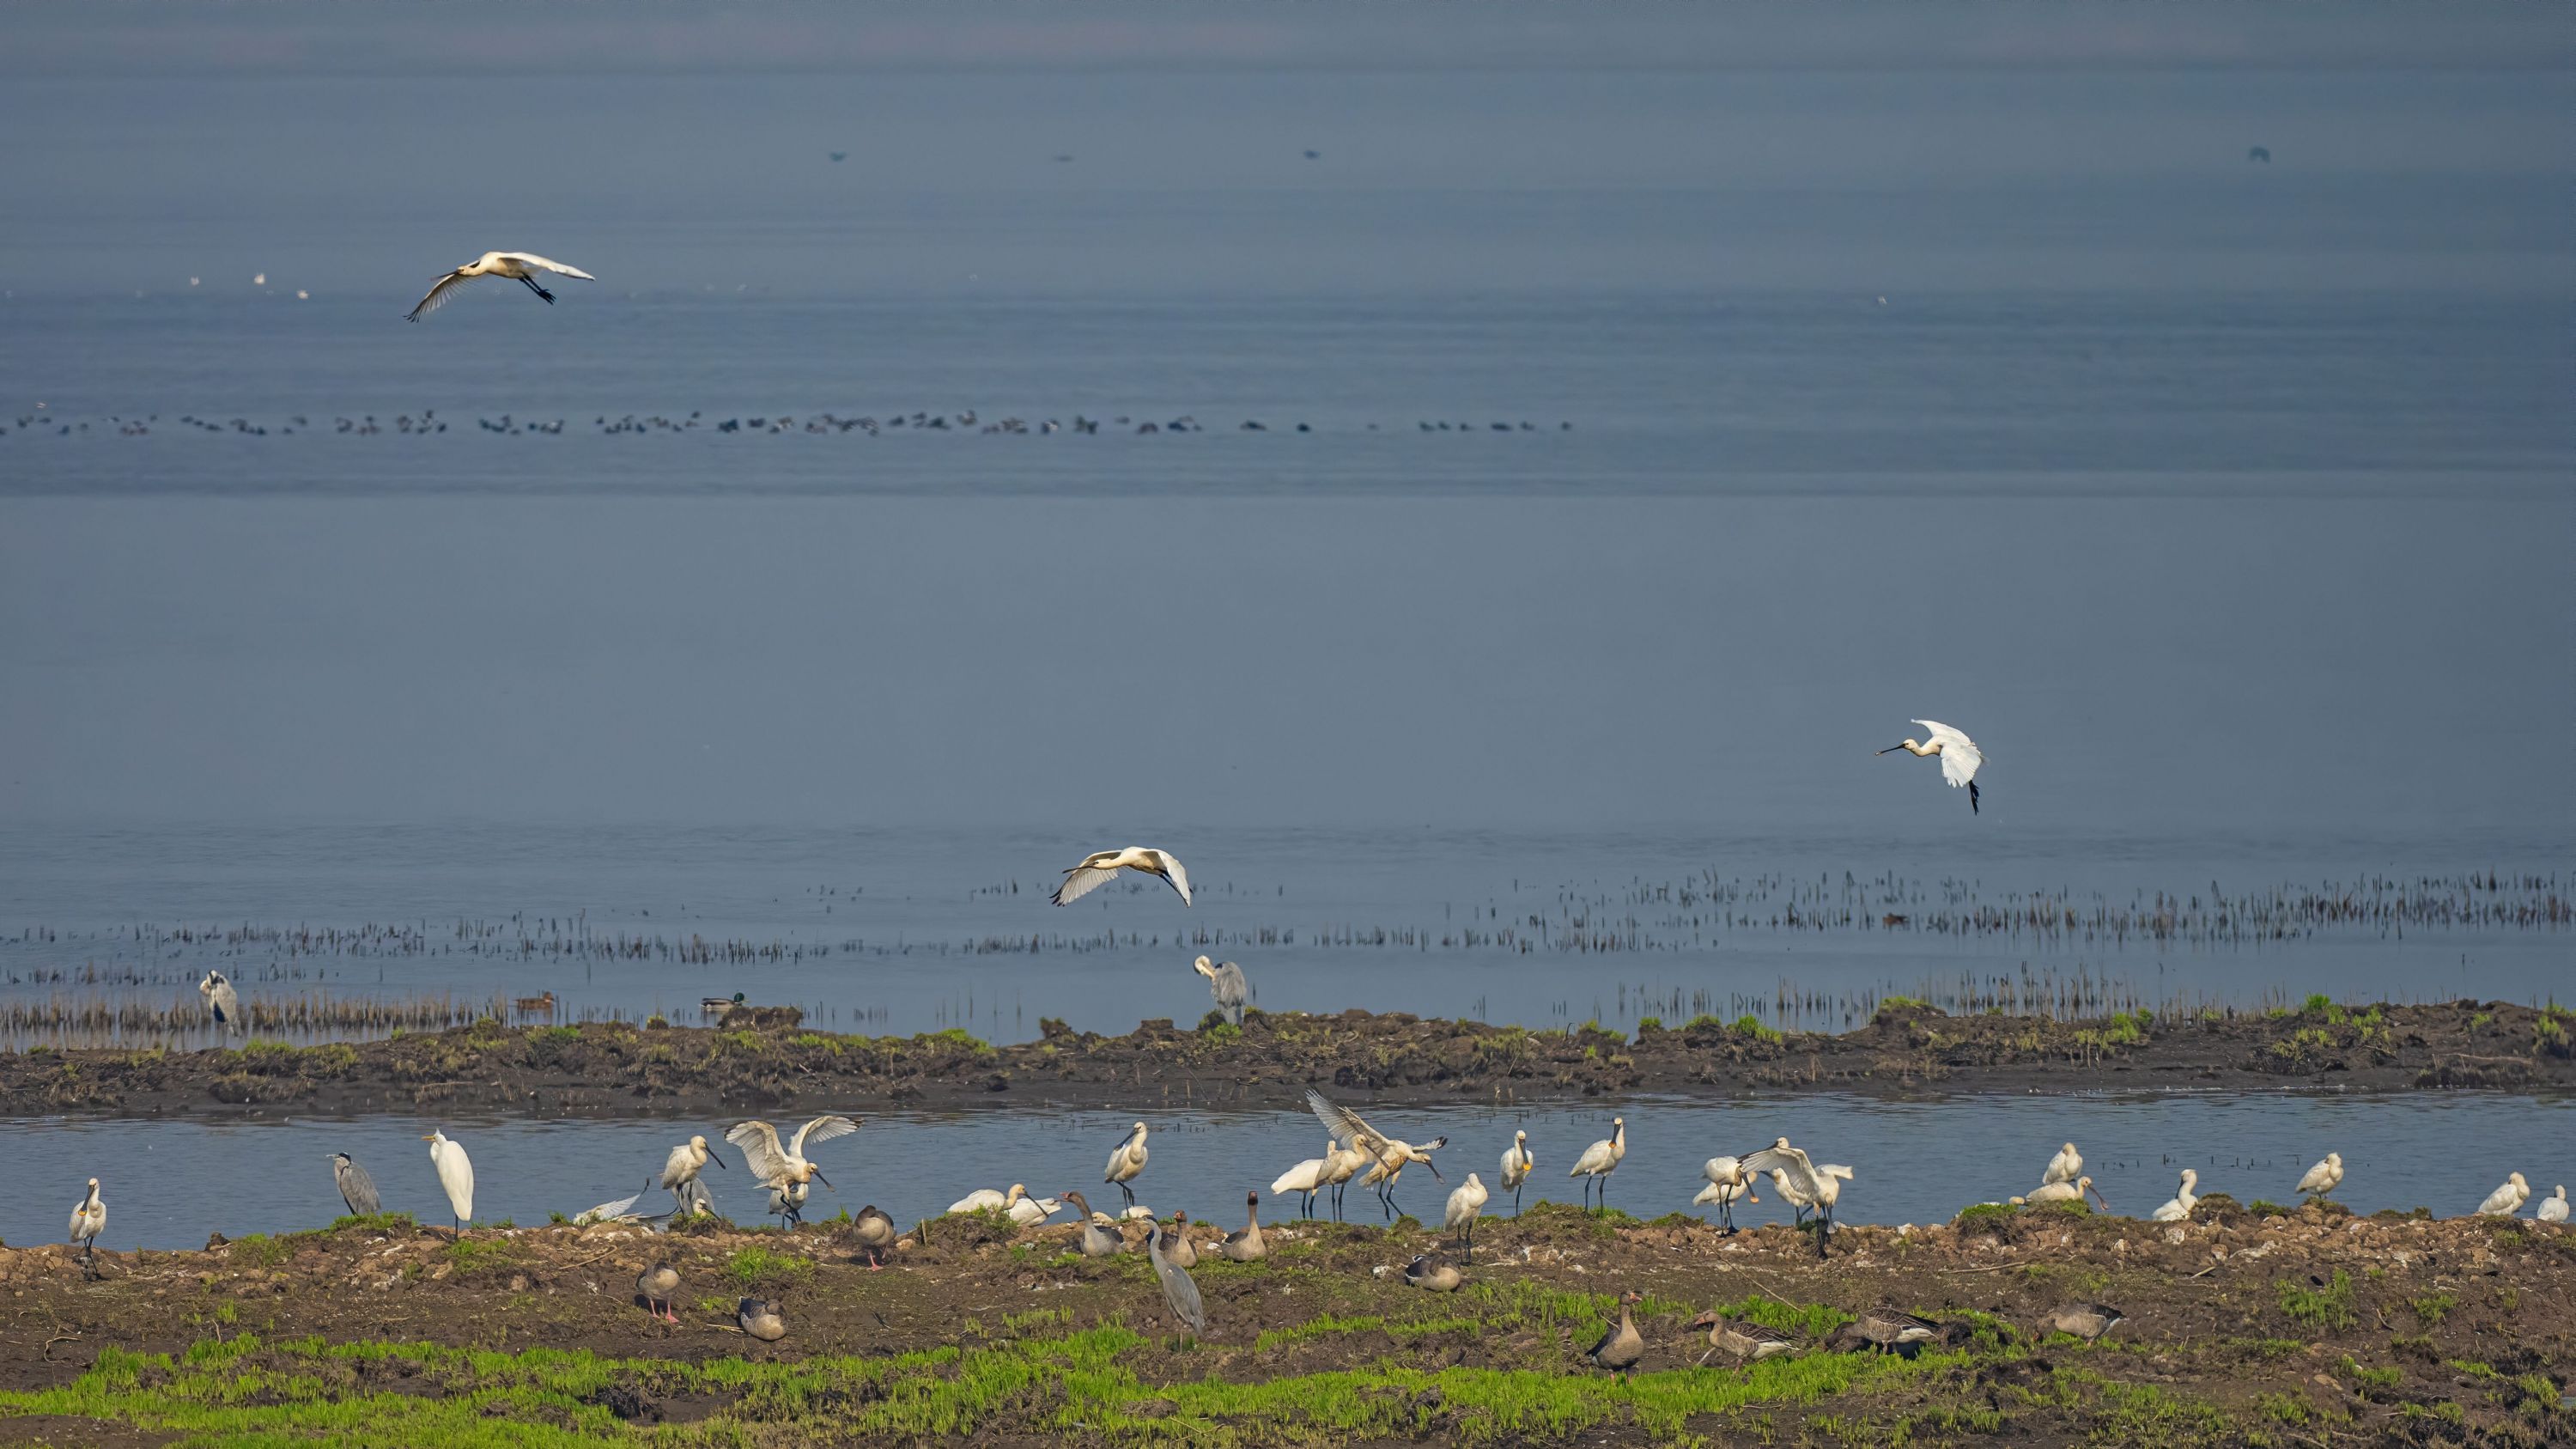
[199,970,241,1036]
[1145,1216,1207,1336]
[1192,955,1251,1026]
[330,1153,381,1217]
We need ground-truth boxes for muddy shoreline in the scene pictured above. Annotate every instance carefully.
[0,1000,2567,1122]
[0,1200,2567,1444]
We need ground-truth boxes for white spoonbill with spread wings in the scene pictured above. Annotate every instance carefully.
[726,1115,860,1191]
[1879,719,1985,814]
[406,251,595,321]
[1740,1137,1847,1258]
[1305,1087,1446,1220]
[1052,847,1191,907]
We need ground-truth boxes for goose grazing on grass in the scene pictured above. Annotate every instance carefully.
[1445,1172,1488,1246]
[1569,1117,1627,1212]
[1403,1251,1462,1292]
[1740,1138,1845,1258]
[1499,1130,1534,1215]
[1852,1307,1941,1351]
[635,1263,680,1324]
[1146,1217,1207,1335]
[1221,1191,1267,1261]
[1062,1191,1123,1256]
[726,1115,860,1193]
[1587,1292,1645,1376]
[2039,1303,2126,1341]
[852,1205,897,1268]
[2476,1172,2529,1217]
[1879,719,1985,814]
[1306,1088,1446,1220]
[1691,1311,1797,1365]
[1051,846,1191,907]
[1193,955,1250,1026]
[406,251,595,321]
[1103,1123,1151,1209]
[68,1178,106,1275]
[2042,1142,2081,1186]
[199,970,241,1035]
[1693,1156,1759,1233]
[2295,1153,2343,1199]
[659,1135,730,1212]
[2152,1168,2201,1222]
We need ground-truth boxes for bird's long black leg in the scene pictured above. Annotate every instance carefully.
[519,274,556,303]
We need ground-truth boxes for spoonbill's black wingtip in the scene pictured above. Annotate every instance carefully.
[1969,781,1981,814]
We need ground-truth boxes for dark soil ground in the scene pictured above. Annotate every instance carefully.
[0,1200,2566,1446]
[3,1000,2569,1120]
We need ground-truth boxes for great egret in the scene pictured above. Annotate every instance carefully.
[2538,1185,2567,1223]
[1103,1123,1150,1209]
[1060,1190,1123,1256]
[1587,1292,1644,1376]
[422,1130,475,1238]
[406,252,595,322]
[1145,1217,1207,1336]
[659,1135,730,1212]
[1694,1156,1760,1233]
[854,1205,897,1268]
[2476,1172,2529,1217]
[2039,1303,2126,1340]
[2295,1153,2344,1198]
[1741,1138,1844,1258]
[331,1153,382,1217]
[726,1115,860,1191]
[1220,1192,1267,1261]
[1445,1172,1489,1246]
[635,1263,680,1324]
[1192,955,1251,1026]
[68,1178,106,1273]
[1879,719,1985,813]
[1403,1252,1462,1292]
[1500,1130,1534,1215]
[1569,1117,1627,1212]
[199,970,241,1035]
[2026,1176,2110,1210]
[1270,1139,1336,1219]
[2042,1142,2081,1186]
[2152,1168,2200,1222]
[1690,1311,1797,1365]
[738,1297,787,1342]
[1305,1087,1446,1219]
[1051,847,1192,907]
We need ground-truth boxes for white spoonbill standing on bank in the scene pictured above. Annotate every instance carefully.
[1104,1122,1151,1209]
[1051,847,1192,906]
[659,1135,730,1212]
[2476,1172,2529,1217]
[69,1178,106,1275]
[2152,1168,2201,1222]
[726,1115,860,1193]
[1569,1117,1627,1213]
[2296,1153,2344,1199]
[1499,1130,1534,1215]
[1879,719,1985,813]
[2042,1142,2082,1186]
[405,252,595,321]
[1740,1137,1845,1258]
[422,1130,475,1239]
[1445,1172,1489,1246]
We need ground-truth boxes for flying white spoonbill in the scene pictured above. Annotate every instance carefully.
[1879,719,1985,813]
[406,252,595,321]
[1053,847,1192,906]
[2295,1153,2343,1198]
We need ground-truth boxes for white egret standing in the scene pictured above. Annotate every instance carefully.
[659,1134,730,1212]
[1270,1139,1336,1219]
[199,970,241,1036]
[1103,1123,1151,1209]
[1878,719,1985,814]
[1568,1117,1627,1214]
[1304,1088,1446,1220]
[1192,955,1251,1026]
[1694,1155,1760,1234]
[2476,1172,2529,1217]
[405,251,595,321]
[726,1115,860,1193]
[331,1153,382,1217]
[1145,1216,1207,1336]
[1051,847,1192,907]
[68,1178,106,1274]
[1499,1129,1534,1215]
[422,1130,475,1239]
[2295,1153,2344,1199]
[2537,1185,2567,1223]
[2042,1142,2081,1186]
[1741,1138,1844,1258]
[1445,1172,1489,1246]
[2152,1168,2200,1222]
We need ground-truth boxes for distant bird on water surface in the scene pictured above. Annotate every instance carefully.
[1879,719,1985,813]
[1052,846,1192,907]
[405,252,595,321]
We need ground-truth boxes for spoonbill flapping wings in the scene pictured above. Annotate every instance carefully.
[406,251,595,321]
[1053,847,1191,906]
[1879,719,1985,814]
[726,1114,860,1190]
[1740,1137,1845,1258]
[1305,1087,1446,1219]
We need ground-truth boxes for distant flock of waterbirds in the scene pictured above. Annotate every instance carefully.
[1,407,1579,440]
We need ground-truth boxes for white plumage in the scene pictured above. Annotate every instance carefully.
[726,1114,860,1189]
[406,251,595,321]
[422,1130,476,1236]
[2537,1185,2567,1223]
[68,1178,106,1267]
[659,1134,728,1209]
[1104,1122,1151,1209]
[2152,1168,2200,1222]
[1880,718,1986,813]
[1567,1117,1627,1212]
[2476,1172,2529,1217]
[1444,1172,1489,1245]
[2042,1142,2081,1186]
[1052,847,1192,907]
[2295,1153,2343,1197]
[1499,1129,1534,1214]
[1741,1137,1847,1258]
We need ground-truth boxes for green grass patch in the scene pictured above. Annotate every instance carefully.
[2277,1271,2356,1333]
[2409,1293,2454,1325]
[723,1245,813,1289]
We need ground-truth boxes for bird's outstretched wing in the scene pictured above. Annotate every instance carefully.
[1739,1145,1814,1192]
[574,1189,647,1226]
[1053,864,1119,906]
[405,269,476,322]
[1304,1088,1385,1155]
[1151,851,1192,906]
[495,253,596,281]
[725,1120,792,1182]
[787,1114,861,1158]
[1915,721,1984,786]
